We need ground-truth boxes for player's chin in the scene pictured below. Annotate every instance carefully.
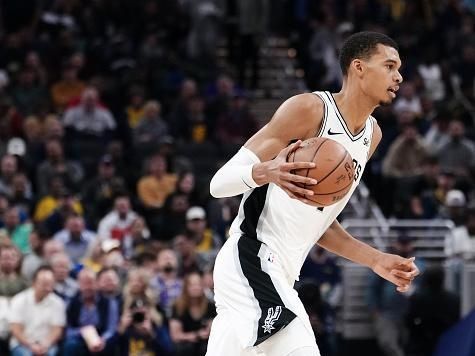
[378,97,393,106]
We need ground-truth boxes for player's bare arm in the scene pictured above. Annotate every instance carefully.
[246,93,324,201]
[318,121,419,293]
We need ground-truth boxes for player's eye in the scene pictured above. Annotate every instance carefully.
[386,64,393,70]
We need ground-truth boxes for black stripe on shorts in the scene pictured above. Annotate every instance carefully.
[237,236,296,346]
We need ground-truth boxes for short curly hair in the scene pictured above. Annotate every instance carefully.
[339,31,399,76]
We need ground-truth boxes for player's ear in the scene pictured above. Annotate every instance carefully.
[351,59,365,78]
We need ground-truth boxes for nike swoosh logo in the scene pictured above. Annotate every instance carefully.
[327,128,343,135]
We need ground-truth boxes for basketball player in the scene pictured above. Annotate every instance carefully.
[206,32,419,356]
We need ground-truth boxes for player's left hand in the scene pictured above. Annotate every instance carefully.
[372,253,419,293]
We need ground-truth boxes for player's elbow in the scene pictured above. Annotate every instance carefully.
[209,173,226,198]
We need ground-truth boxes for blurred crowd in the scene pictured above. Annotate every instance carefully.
[0,0,474,356]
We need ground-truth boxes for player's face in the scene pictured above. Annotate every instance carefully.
[362,44,403,106]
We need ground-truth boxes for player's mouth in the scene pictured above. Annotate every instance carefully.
[387,86,399,98]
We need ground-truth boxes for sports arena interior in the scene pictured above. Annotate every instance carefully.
[0,1,474,355]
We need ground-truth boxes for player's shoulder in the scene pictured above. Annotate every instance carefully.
[369,115,382,142]
[271,93,324,132]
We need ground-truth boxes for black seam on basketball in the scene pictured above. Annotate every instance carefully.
[304,137,328,190]
[317,150,349,186]
[306,180,353,205]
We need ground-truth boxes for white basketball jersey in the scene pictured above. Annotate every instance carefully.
[228,91,376,282]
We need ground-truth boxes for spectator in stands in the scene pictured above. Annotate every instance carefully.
[393,82,423,117]
[406,267,460,356]
[64,268,117,355]
[0,154,20,198]
[9,266,65,356]
[36,138,84,197]
[10,172,34,217]
[98,195,137,241]
[185,206,221,261]
[125,86,146,129]
[367,235,420,356]
[54,215,96,265]
[121,216,151,260]
[172,95,211,143]
[97,267,122,348]
[0,244,28,298]
[21,227,48,280]
[50,252,78,304]
[162,193,191,241]
[82,241,105,273]
[11,67,48,116]
[215,92,258,146]
[382,122,428,178]
[0,206,32,253]
[173,233,206,276]
[133,100,169,152]
[42,239,65,261]
[62,87,117,174]
[170,79,198,127]
[34,177,83,224]
[408,156,441,219]
[436,119,475,178]
[50,65,86,111]
[424,112,450,153]
[137,154,177,210]
[118,267,172,355]
[170,271,216,356]
[153,248,183,317]
[82,154,127,228]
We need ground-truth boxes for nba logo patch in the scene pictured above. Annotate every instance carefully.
[267,252,275,263]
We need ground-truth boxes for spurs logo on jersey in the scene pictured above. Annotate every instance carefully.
[262,306,282,334]
[229,91,375,283]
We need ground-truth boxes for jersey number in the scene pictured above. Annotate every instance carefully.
[353,159,361,181]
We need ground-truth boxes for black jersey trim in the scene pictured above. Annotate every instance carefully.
[324,91,367,141]
[312,92,328,137]
[239,184,269,239]
[237,236,296,345]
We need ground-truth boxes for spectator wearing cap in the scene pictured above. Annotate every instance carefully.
[137,154,177,210]
[0,206,32,253]
[81,154,127,228]
[185,206,221,261]
[133,100,169,153]
[34,176,83,223]
[36,138,84,197]
[9,266,66,356]
[54,216,96,265]
[444,190,472,259]
[97,195,137,242]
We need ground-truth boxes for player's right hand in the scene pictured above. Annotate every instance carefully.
[265,140,318,203]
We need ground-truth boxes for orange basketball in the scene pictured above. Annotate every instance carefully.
[287,137,355,207]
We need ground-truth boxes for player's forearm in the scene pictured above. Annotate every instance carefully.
[318,220,383,269]
[210,147,262,198]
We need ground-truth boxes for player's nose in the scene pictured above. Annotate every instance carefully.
[395,70,403,84]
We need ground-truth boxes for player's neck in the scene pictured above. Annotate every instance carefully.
[333,84,376,135]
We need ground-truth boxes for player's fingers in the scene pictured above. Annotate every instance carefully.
[282,172,318,186]
[391,270,415,281]
[284,182,315,197]
[386,273,409,289]
[283,140,302,159]
[397,285,410,293]
[281,162,316,171]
